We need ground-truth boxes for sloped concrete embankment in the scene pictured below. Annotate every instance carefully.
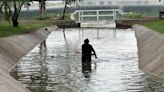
[0,26,57,92]
[133,25,164,79]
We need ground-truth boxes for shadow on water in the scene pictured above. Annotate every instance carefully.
[10,28,164,92]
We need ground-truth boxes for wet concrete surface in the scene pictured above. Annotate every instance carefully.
[10,28,164,92]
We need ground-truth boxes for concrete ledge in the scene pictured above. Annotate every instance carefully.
[133,24,164,79]
[80,21,116,28]
[0,26,58,92]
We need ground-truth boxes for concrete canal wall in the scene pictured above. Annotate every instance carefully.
[0,26,57,92]
[133,25,164,79]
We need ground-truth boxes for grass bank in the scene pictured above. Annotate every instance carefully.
[139,20,164,34]
[0,19,78,37]
[0,21,50,37]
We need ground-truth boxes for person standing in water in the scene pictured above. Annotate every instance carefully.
[82,38,97,72]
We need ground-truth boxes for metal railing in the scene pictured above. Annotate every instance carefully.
[71,9,126,23]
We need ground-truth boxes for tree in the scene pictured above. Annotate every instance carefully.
[3,1,11,23]
[0,1,3,23]
[0,1,11,24]
[33,0,46,19]
[11,0,30,27]
[39,0,46,19]
[0,0,30,27]
[62,0,76,20]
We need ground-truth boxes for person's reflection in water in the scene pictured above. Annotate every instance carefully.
[82,38,97,75]
[39,40,47,55]
[39,28,48,52]
[40,40,47,49]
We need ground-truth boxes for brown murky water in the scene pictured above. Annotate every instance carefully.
[10,28,164,92]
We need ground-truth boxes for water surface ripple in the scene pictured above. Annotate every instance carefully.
[11,28,164,92]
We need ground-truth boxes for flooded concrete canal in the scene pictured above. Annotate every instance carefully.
[10,28,164,92]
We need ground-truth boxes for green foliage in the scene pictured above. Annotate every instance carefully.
[140,20,164,34]
[124,12,142,19]
[0,0,31,27]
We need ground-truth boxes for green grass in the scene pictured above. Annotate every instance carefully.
[34,13,71,20]
[139,20,164,34]
[46,13,71,20]
[0,21,49,37]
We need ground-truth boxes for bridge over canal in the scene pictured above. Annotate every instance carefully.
[71,9,126,28]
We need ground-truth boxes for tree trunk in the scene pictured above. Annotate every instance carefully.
[62,3,67,20]
[12,19,18,27]
[12,13,18,27]
[39,0,46,20]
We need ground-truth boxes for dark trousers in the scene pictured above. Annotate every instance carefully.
[82,55,91,72]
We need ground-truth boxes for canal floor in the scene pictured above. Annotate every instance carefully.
[10,28,164,92]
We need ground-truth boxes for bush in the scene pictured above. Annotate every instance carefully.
[124,12,142,19]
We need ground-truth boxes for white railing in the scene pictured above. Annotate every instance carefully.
[71,9,126,23]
